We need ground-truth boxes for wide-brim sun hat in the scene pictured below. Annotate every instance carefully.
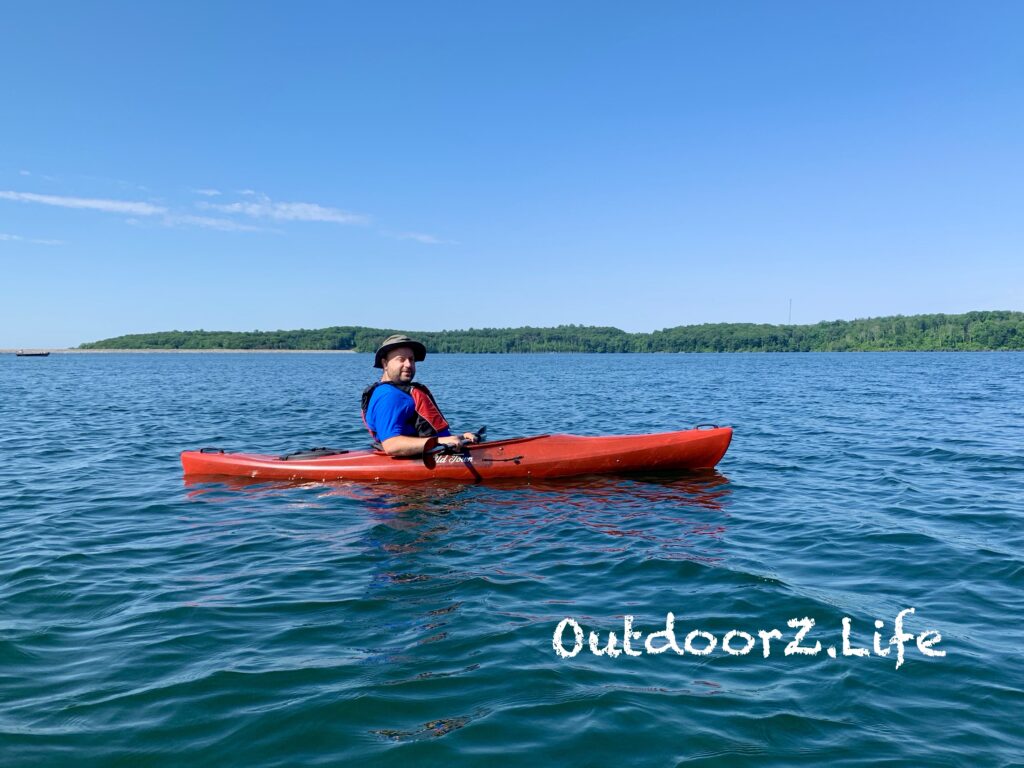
[374,334,427,368]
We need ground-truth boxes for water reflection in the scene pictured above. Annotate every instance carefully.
[183,470,730,509]
[183,470,732,560]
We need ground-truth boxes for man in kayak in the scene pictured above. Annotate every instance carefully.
[361,334,480,457]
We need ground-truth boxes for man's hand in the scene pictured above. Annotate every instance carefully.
[438,433,479,448]
[382,432,479,457]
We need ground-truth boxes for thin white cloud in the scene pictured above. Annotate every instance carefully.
[0,190,166,216]
[0,232,64,245]
[162,213,267,232]
[390,231,459,245]
[1,183,388,237]
[198,195,369,225]
[19,170,31,176]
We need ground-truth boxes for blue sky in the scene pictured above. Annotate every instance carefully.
[1,2,1021,347]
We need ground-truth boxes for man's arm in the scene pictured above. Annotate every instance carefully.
[381,432,479,458]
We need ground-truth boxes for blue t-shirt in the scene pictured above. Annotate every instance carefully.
[365,384,452,442]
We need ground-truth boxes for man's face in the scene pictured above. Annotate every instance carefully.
[382,346,416,384]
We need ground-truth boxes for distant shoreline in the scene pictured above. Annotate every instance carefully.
[5,348,1023,356]
[71,312,1024,353]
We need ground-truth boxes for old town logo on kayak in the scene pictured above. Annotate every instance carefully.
[434,454,473,464]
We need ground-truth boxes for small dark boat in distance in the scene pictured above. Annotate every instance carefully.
[15,350,50,357]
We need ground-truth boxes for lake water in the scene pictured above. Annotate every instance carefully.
[2,352,1022,766]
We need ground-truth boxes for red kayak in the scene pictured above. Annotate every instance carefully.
[180,426,732,483]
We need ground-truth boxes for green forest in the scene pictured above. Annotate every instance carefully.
[79,311,1024,352]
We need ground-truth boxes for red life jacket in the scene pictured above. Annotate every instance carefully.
[360,381,450,446]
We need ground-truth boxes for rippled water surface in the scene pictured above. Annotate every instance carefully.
[2,352,1022,766]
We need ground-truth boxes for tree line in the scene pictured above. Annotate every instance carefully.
[78,311,1024,352]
